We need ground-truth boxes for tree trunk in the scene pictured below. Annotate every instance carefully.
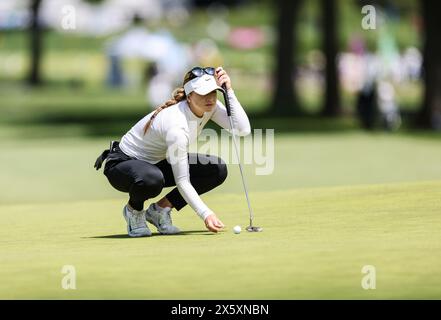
[271,0,302,115]
[320,0,341,117]
[417,0,441,129]
[28,0,43,86]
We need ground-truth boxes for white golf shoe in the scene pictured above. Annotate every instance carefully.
[145,203,181,235]
[123,205,152,237]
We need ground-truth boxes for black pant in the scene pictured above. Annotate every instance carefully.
[103,145,228,211]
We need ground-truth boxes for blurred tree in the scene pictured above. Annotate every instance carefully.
[28,0,43,86]
[417,0,441,129]
[320,0,341,117]
[27,0,106,86]
[271,0,302,115]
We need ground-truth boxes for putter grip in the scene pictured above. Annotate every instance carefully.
[222,84,232,117]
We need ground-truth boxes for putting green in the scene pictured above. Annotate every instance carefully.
[1,180,440,299]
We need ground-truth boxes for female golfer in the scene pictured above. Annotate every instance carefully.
[95,67,251,237]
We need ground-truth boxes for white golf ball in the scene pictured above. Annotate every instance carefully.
[233,225,242,234]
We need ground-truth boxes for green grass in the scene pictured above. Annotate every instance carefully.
[0,180,440,299]
[0,130,440,299]
[1,132,441,205]
[0,0,436,300]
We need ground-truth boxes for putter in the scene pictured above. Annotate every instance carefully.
[222,84,263,232]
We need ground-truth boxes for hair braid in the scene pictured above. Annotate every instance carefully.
[143,87,186,134]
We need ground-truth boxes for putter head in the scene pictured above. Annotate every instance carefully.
[246,226,263,232]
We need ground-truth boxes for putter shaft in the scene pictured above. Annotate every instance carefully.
[222,84,260,231]
[228,117,254,227]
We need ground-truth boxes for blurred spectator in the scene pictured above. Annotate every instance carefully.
[342,9,416,131]
[191,38,223,68]
[377,80,401,131]
[356,80,377,130]
[228,27,266,50]
[105,15,192,108]
[374,23,402,130]
[206,2,230,41]
[401,47,422,82]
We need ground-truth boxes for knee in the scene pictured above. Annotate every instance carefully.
[132,172,164,198]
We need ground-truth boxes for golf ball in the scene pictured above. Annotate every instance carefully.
[233,225,242,234]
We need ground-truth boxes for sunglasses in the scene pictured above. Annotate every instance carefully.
[184,67,216,83]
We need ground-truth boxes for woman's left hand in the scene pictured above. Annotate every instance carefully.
[215,67,232,90]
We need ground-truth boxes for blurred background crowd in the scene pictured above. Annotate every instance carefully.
[0,0,440,140]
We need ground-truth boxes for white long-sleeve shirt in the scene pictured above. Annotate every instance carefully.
[119,88,251,220]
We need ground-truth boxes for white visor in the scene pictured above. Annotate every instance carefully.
[184,74,225,96]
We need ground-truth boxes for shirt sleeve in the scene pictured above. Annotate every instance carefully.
[165,128,214,221]
[211,88,251,136]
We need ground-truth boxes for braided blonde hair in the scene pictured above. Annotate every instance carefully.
[143,87,187,134]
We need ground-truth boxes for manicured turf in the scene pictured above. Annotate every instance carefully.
[0,180,440,299]
[0,0,435,300]
[1,132,441,205]
[1,132,440,299]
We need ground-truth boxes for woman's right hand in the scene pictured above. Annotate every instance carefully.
[204,214,225,233]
